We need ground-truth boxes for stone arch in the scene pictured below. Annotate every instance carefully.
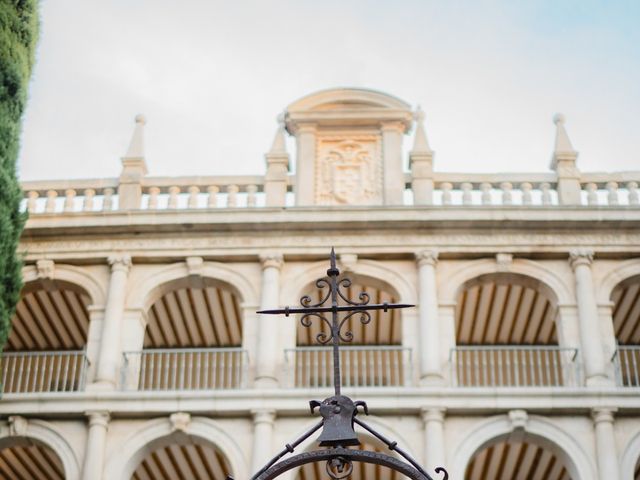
[287,87,411,113]
[284,259,415,306]
[440,258,572,306]
[452,413,596,480]
[127,261,259,312]
[0,418,81,480]
[105,416,248,480]
[22,263,106,307]
[597,258,640,305]
[621,427,640,480]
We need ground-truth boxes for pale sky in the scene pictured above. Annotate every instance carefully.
[18,0,640,181]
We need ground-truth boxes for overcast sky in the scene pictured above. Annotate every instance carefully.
[18,0,640,181]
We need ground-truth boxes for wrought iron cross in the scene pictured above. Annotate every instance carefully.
[257,247,413,397]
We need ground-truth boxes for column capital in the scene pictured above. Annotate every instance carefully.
[592,407,617,424]
[108,254,132,273]
[85,411,110,427]
[381,121,407,134]
[251,409,276,425]
[415,250,438,267]
[421,407,445,424]
[569,249,594,269]
[260,253,284,270]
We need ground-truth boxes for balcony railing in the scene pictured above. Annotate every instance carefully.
[1,351,88,394]
[450,346,580,387]
[613,346,640,387]
[121,348,248,391]
[284,346,412,388]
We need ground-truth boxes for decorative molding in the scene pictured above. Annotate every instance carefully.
[185,256,204,276]
[495,253,513,272]
[415,250,438,267]
[36,259,55,280]
[8,416,28,436]
[260,252,284,270]
[508,409,528,431]
[339,253,358,272]
[108,254,132,273]
[169,412,191,433]
[569,249,594,269]
[315,136,382,205]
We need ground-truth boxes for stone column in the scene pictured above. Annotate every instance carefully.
[255,253,284,387]
[416,250,443,385]
[381,122,406,205]
[422,408,446,474]
[295,125,316,206]
[592,408,620,480]
[81,411,110,480]
[251,409,276,472]
[95,255,131,387]
[569,250,608,385]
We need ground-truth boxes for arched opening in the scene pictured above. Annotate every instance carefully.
[290,275,406,388]
[465,436,571,479]
[0,437,65,480]
[2,279,91,393]
[295,437,409,480]
[126,277,246,391]
[611,274,640,387]
[130,434,233,480]
[452,273,577,387]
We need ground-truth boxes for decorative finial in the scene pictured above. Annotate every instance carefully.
[553,113,565,125]
[135,113,146,125]
[414,105,425,122]
[123,113,146,159]
[410,106,432,155]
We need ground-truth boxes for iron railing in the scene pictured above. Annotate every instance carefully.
[613,346,640,387]
[450,346,580,387]
[121,348,248,391]
[285,346,411,388]
[1,350,88,394]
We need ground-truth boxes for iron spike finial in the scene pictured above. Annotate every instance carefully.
[327,247,339,277]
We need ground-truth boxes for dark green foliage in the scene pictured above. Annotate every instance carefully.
[0,0,39,350]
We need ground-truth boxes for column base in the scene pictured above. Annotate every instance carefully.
[585,374,615,388]
[254,376,279,389]
[420,374,446,387]
[86,380,117,392]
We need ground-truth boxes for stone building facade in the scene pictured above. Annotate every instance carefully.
[1,88,640,479]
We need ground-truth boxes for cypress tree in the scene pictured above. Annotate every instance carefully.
[0,0,39,350]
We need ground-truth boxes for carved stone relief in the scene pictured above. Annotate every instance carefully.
[315,136,382,205]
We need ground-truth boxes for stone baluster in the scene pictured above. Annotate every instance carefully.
[606,181,619,205]
[592,408,620,479]
[187,186,199,208]
[440,182,452,205]
[102,188,114,211]
[520,182,532,205]
[247,184,258,207]
[585,183,598,205]
[540,182,552,205]
[628,181,639,205]
[147,187,160,209]
[422,408,446,475]
[251,409,276,473]
[255,253,283,387]
[480,182,492,205]
[569,250,608,385]
[94,255,131,387]
[64,189,76,212]
[227,184,239,207]
[45,190,58,213]
[416,250,443,384]
[81,411,110,480]
[27,191,38,213]
[83,189,95,211]
[207,185,219,207]
[461,182,472,205]
[500,182,513,205]
[168,186,180,209]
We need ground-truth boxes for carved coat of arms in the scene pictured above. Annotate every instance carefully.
[316,138,382,205]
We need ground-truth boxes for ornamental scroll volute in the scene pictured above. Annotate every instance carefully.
[316,137,382,205]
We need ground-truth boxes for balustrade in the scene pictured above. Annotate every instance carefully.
[121,348,248,391]
[613,346,640,387]
[1,351,88,394]
[284,346,412,388]
[450,346,581,387]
